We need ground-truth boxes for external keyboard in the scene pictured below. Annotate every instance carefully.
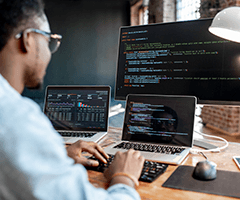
[59,131,96,137]
[86,154,168,182]
[113,142,185,155]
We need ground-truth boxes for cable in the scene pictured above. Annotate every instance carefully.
[190,130,229,153]
[199,152,208,160]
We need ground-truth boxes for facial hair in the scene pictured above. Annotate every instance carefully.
[26,81,44,90]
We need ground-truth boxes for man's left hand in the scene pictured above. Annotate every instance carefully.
[66,140,109,167]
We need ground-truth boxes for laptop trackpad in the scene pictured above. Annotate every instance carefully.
[140,152,155,159]
[63,137,71,143]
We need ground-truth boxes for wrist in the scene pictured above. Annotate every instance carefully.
[109,172,139,188]
[110,175,136,188]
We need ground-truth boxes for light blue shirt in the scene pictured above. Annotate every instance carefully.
[0,74,140,200]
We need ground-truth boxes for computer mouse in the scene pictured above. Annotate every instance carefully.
[192,160,217,181]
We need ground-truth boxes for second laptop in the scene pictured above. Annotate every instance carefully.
[43,85,111,144]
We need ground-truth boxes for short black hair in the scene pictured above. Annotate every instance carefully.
[0,0,45,52]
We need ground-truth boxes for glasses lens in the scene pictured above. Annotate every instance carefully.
[49,38,60,53]
[49,39,58,53]
[49,34,62,53]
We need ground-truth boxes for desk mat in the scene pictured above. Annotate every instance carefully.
[162,165,240,198]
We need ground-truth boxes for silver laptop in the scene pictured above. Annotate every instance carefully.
[43,85,111,144]
[104,94,196,165]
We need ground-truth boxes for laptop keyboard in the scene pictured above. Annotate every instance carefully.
[86,154,168,183]
[59,131,96,138]
[113,142,185,155]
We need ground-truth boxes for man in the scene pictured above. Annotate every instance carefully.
[0,0,144,199]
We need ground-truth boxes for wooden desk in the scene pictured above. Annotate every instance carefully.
[87,127,240,200]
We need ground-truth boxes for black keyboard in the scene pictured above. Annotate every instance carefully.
[59,131,96,138]
[86,155,168,183]
[113,142,185,155]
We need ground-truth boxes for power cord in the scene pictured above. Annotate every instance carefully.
[190,130,229,153]
[199,152,208,160]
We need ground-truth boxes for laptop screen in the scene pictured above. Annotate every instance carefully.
[122,94,196,147]
[43,86,110,131]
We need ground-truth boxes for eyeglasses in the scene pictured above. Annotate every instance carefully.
[15,28,62,54]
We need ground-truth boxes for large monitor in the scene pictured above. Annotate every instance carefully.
[115,18,240,105]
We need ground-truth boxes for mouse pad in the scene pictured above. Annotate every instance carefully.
[162,165,240,198]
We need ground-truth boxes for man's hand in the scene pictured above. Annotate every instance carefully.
[66,140,109,167]
[104,149,145,187]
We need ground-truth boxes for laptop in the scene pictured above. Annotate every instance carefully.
[104,94,197,165]
[43,85,111,144]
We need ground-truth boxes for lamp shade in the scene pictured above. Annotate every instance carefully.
[209,7,240,43]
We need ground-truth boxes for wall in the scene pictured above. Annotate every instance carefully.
[148,0,164,23]
[130,0,143,26]
[148,0,175,23]
[163,0,175,22]
[201,106,240,135]
[22,0,130,101]
[200,0,240,18]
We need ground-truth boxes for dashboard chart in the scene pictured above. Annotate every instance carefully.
[44,87,109,130]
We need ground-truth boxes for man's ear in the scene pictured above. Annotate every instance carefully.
[22,30,34,53]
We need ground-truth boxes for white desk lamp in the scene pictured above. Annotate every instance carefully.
[209,6,240,42]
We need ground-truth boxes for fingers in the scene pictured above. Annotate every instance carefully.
[96,145,109,160]
[132,149,141,157]
[91,144,109,163]
[104,149,145,182]
[75,156,99,167]
[132,150,144,162]
[77,141,109,163]
[67,140,109,165]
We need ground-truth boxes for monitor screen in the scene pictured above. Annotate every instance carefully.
[115,18,240,105]
[43,86,110,131]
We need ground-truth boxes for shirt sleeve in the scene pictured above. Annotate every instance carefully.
[0,91,140,200]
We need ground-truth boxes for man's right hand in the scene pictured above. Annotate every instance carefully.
[104,149,145,187]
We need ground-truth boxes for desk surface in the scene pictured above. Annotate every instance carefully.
[87,127,240,200]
